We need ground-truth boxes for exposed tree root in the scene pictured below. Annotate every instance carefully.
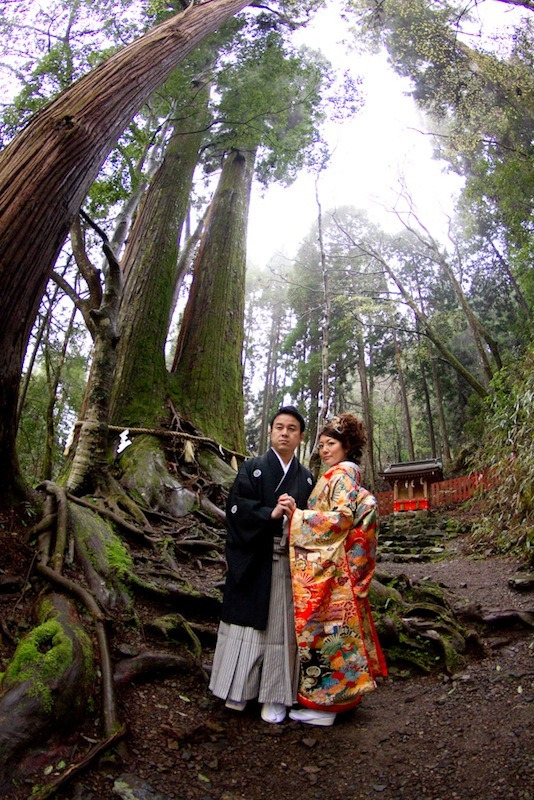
[0,481,124,785]
[37,481,68,571]
[67,492,158,546]
[113,650,196,686]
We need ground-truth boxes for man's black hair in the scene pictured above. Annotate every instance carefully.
[269,405,306,433]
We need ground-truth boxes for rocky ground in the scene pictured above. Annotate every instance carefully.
[2,517,533,800]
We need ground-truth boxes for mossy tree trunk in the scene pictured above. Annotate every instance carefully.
[171,148,255,453]
[110,80,211,428]
[0,0,249,507]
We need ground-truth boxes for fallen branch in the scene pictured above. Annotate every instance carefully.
[482,609,533,628]
[26,724,127,800]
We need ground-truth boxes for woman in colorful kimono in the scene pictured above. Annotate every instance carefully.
[279,413,387,727]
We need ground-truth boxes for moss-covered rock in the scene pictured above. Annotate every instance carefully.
[119,435,197,517]
[197,449,238,490]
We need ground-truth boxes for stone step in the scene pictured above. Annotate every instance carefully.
[379,545,446,558]
[377,552,432,563]
[381,539,443,549]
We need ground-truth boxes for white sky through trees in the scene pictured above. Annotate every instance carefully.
[246,0,527,268]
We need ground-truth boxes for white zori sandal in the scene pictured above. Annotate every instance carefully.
[288,707,336,726]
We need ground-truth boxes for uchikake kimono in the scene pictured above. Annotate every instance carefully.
[289,461,387,712]
[221,449,315,631]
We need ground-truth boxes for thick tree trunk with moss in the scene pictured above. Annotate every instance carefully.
[110,82,210,428]
[171,148,255,453]
[0,0,249,506]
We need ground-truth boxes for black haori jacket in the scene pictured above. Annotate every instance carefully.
[221,449,314,630]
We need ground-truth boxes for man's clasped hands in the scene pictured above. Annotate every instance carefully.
[271,493,297,520]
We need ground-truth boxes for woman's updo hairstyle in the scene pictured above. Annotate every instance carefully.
[319,413,367,463]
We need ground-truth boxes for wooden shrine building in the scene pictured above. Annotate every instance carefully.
[380,459,444,512]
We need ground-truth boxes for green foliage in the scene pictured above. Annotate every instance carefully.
[467,345,534,561]
[348,0,533,277]
[0,0,148,146]
[17,316,88,486]
[208,31,335,185]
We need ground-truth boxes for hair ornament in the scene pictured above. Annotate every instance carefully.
[329,415,344,434]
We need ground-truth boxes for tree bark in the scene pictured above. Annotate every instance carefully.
[355,320,376,489]
[313,178,331,450]
[431,357,452,468]
[259,307,282,452]
[66,237,122,495]
[393,327,415,461]
[171,148,255,453]
[418,350,437,458]
[0,0,249,504]
[0,593,94,788]
[110,81,210,428]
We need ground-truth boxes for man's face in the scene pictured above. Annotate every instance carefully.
[270,414,304,460]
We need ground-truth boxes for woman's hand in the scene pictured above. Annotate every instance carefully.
[270,503,285,520]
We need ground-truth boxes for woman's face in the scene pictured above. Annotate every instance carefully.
[318,435,348,467]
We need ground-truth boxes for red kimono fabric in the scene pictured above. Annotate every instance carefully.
[289,462,387,712]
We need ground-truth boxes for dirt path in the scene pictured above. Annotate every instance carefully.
[4,539,533,800]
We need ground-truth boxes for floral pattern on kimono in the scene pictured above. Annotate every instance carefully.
[289,461,387,712]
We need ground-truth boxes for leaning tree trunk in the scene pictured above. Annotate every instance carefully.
[0,0,249,506]
[110,81,210,428]
[43,304,78,481]
[367,246,489,399]
[171,148,256,453]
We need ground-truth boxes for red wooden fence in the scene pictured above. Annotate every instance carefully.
[375,468,496,517]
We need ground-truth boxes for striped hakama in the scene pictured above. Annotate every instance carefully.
[209,538,298,706]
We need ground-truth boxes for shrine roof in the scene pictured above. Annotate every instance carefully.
[379,459,444,482]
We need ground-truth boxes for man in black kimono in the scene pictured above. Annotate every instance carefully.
[209,406,314,723]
